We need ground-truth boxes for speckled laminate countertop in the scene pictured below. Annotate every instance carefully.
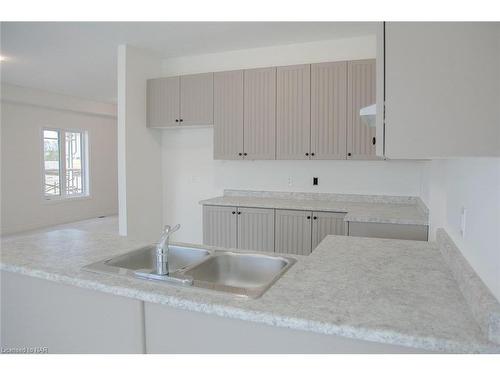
[199,191,429,226]
[1,229,497,353]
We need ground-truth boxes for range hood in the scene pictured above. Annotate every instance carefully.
[360,104,376,128]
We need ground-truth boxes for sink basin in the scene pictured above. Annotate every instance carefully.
[84,245,210,277]
[183,252,296,298]
[83,245,295,298]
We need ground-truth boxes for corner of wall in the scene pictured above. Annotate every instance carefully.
[117,44,163,241]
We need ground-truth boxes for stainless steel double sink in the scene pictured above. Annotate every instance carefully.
[83,245,296,298]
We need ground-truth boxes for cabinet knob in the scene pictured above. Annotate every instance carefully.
[175,119,179,122]
[237,211,241,215]
[372,137,376,145]
[311,152,315,156]
[307,216,311,219]
[305,153,309,156]
[179,119,183,122]
[313,216,317,220]
[232,211,236,214]
[243,153,247,156]
[347,152,352,157]
[238,153,243,156]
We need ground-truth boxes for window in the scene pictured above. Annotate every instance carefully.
[42,128,89,199]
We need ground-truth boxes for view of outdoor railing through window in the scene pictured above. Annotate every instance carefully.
[43,129,86,198]
[65,131,83,195]
[43,130,61,196]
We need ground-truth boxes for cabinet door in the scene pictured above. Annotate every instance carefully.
[311,211,347,250]
[244,67,276,160]
[311,62,347,160]
[276,64,311,160]
[203,205,237,248]
[347,59,378,160]
[214,70,244,160]
[237,207,275,252]
[147,77,180,128]
[180,73,214,126]
[385,23,500,158]
[275,209,312,255]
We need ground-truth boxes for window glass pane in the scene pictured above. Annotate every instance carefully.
[65,131,84,195]
[43,130,60,196]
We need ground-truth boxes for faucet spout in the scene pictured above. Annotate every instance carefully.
[155,224,180,276]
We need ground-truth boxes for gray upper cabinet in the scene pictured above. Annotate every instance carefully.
[384,22,500,158]
[311,62,348,160]
[275,209,312,255]
[237,207,275,252]
[347,59,377,160]
[276,64,311,160]
[202,205,237,248]
[311,211,347,250]
[180,73,214,126]
[147,77,180,128]
[147,73,213,128]
[244,67,276,160]
[149,59,381,160]
[214,70,244,160]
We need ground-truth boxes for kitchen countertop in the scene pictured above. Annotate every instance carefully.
[199,191,428,226]
[1,229,497,353]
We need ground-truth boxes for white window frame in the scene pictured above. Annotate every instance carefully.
[41,127,90,201]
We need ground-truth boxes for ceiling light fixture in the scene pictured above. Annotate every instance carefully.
[0,55,7,62]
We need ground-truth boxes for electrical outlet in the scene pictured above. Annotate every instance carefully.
[288,177,293,187]
[460,207,467,238]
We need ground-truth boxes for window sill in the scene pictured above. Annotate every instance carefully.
[42,194,91,204]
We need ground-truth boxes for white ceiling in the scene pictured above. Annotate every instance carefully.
[0,22,377,103]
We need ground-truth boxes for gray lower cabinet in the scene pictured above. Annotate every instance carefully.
[203,205,274,252]
[202,205,427,254]
[203,206,349,255]
[348,222,428,241]
[275,210,347,255]
[275,209,313,255]
[202,205,237,248]
[237,207,275,252]
[311,211,348,249]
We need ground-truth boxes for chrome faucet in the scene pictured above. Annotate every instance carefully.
[155,224,180,275]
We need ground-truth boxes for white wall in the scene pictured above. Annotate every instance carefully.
[161,35,376,76]
[0,84,118,235]
[421,158,500,301]
[160,36,427,244]
[117,45,163,241]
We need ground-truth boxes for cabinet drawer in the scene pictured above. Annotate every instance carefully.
[348,222,428,241]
